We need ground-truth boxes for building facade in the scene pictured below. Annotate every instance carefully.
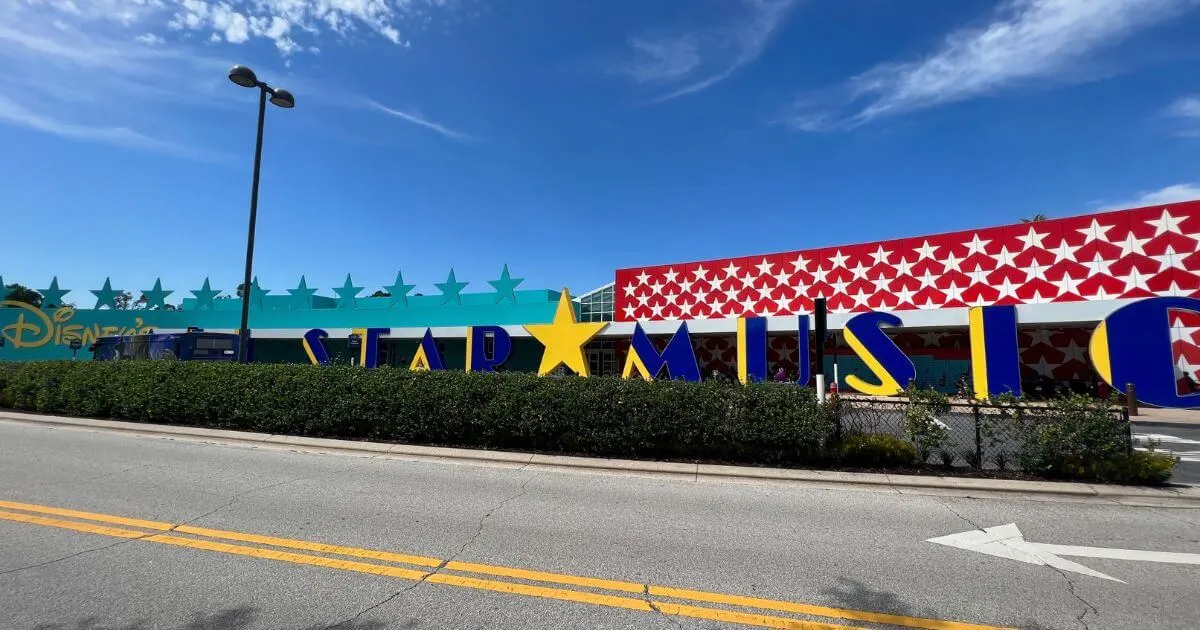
[3,201,1199,404]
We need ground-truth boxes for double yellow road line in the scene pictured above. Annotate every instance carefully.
[0,499,1010,630]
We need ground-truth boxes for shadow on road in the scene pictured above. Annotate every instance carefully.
[821,577,1058,630]
[31,606,393,630]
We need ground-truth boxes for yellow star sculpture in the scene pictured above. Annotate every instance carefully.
[524,288,608,376]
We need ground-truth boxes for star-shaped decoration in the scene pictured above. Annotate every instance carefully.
[634,270,651,285]
[1152,246,1187,271]
[91,278,123,310]
[991,246,1018,269]
[140,279,173,310]
[868,245,892,266]
[1016,226,1049,250]
[942,252,963,272]
[965,264,990,286]
[190,278,220,310]
[435,269,469,305]
[1076,219,1113,244]
[523,289,607,376]
[913,240,940,261]
[1120,268,1151,294]
[287,276,319,310]
[1083,254,1113,276]
[39,277,70,308]
[828,249,849,268]
[1049,240,1080,263]
[754,258,774,276]
[248,277,269,310]
[1145,209,1185,236]
[789,255,810,273]
[662,268,679,284]
[334,274,364,309]
[692,264,712,282]
[384,271,418,307]
[996,278,1020,300]
[1114,232,1149,257]
[963,234,991,256]
[1062,340,1088,364]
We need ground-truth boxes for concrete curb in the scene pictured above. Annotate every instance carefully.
[2,411,1198,506]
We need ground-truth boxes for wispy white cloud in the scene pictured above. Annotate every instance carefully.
[0,2,468,158]
[613,0,797,103]
[785,0,1198,131]
[1098,182,1200,210]
[369,100,473,142]
[0,93,228,162]
[1164,95,1200,137]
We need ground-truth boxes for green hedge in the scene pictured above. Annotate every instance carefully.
[0,361,836,465]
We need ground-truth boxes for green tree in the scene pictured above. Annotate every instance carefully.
[3,284,42,307]
[370,290,391,298]
[113,291,133,310]
[1021,214,1048,223]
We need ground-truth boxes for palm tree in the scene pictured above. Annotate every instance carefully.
[1021,214,1048,223]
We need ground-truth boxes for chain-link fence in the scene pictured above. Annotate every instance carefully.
[834,396,1131,470]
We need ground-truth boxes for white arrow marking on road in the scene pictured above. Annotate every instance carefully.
[927,523,1200,583]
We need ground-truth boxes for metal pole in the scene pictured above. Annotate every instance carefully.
[237,88,268,364]
[813,298,827,403]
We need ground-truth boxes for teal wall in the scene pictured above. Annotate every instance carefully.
[0,284,564,362]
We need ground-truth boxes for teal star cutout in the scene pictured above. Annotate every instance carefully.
[383,271,417,307]
[39,277,70,309]
[334,274,363,309]
[487,264,524,304]
[91,278,123,310]
[190,278,220,311]
[0,275,10,302]
[435,269,469,305]
[140,278,173,310]
[248,276,269,310]
[287,276,318,310]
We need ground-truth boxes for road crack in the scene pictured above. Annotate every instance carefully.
[1045,565,1097,630]
[172,462,372,531]
[322,471,541,629]
[932,496,984,530]
[643,584,683,629]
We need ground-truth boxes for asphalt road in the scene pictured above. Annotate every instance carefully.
[1,420,1198,630]
[1132,421,1200,485]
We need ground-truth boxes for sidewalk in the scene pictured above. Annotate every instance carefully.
[1130,407,1200,425]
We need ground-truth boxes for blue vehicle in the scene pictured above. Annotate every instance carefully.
[90,331,239,362]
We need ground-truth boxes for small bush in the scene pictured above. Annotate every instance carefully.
[1092,451,1179,485]
[904,387,951,462]
[837,433,920,468]
[1015,395,1131,479]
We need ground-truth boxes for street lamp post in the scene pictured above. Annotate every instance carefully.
[228,65,294,363]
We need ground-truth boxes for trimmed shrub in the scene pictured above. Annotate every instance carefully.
[1015,395,1141,480]
[837,433,919,468]
[1092,451,1179,485]
[0,361,837,466]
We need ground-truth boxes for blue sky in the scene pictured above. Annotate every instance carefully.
[2,0,1200,304]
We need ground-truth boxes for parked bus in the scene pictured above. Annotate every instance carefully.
[90,331,239,362]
